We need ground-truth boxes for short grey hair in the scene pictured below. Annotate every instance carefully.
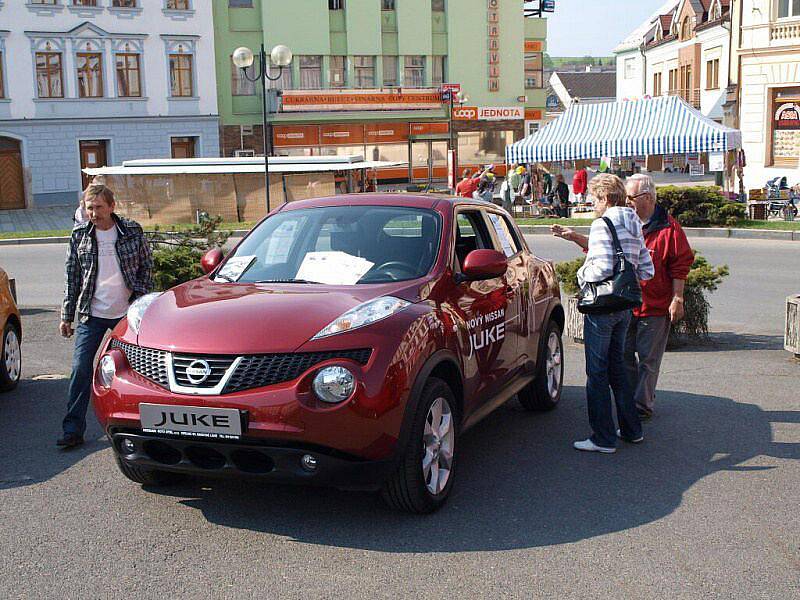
[627,173,656,200]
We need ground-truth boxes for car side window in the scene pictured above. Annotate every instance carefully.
[486,212,521,258]
[454,210,494,271]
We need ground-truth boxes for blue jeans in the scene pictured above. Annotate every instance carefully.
[583,310,642,448]
[63,316,121,437]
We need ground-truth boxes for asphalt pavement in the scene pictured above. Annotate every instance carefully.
[0,237,798,598]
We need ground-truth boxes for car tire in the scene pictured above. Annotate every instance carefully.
[114,456,184,487]
[381,377,459,514]
[0,321,21,392]
[518,319,563,411]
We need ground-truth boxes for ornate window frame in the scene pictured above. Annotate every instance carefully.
[162,35,199,99]
[111,36,147,99]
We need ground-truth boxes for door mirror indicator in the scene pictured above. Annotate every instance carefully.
[201,248,224,274]
[458,249,507,282]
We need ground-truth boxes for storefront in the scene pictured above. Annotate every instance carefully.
[768,88,800,169]
[452,106,526,176]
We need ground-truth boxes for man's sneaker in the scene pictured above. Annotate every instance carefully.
[56,434,84,449]
[616,429,644,444]
[573,438,616,453]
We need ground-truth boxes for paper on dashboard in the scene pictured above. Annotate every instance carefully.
[296,251,374,285]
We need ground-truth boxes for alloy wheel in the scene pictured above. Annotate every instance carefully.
[422,396,454,495]
[545,331,562,398]
[4,328,20,382]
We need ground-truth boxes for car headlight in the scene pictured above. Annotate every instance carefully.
[99,354,116,389]
[312,366,355,404]
[126,293,161,334]
[312,296,411,340]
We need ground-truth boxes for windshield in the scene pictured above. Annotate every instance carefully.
[216,205,442,285]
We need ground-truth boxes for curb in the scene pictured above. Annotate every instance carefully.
[2,226,799,245]
[518,225,800,241]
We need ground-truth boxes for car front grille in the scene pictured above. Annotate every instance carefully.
[110,339,169,387]
[110,339,371,394]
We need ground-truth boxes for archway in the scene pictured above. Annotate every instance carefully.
[0,137,24,209]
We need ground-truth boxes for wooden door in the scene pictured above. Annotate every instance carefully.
[80,140,107,190]
[0,137,25,210]
[171,136,196,159]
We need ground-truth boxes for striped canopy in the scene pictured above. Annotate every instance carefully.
[506,95,742,164]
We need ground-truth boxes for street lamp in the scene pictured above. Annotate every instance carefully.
[233,44,293,209]
[448,89,469,189]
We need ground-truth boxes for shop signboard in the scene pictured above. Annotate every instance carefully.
[319,124,365,145]
[441,83,461,94]
[411,122,449,135]
[453,106,479,120]
[281,89,442,112]
[478,106,524,120]
[364,122,409,144]
[273,125,320,148]
[708,151,724,172]
[524,40,543,52]
[775,103,800,130]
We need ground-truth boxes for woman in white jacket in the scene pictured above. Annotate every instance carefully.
[554,174,654,453]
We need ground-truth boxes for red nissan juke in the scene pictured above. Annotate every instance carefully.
[93,194,564,513]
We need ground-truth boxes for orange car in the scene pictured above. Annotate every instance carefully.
[0,267,21,391]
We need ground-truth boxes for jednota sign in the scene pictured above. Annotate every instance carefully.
[453,106,524,121]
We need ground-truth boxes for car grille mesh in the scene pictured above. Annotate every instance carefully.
[110,339,371,394]
[224,349,372,393]
[110,339,169,387]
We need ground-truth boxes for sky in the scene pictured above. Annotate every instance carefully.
[539,0,661,56]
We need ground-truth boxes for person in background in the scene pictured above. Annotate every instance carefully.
[624,174,694,420]
[455,169,480,198]
[543,168,553,196]
[74,196,88,225]
[519,165,533,203]
[58,183,153,449]
[551,174,654,453]
[555,174,570,216]
[573,166,588,203]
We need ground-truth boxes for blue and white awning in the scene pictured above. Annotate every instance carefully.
[506,96,742,164]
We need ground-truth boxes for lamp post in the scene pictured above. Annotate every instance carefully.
[448,89,469,190]
[233,43,293,209]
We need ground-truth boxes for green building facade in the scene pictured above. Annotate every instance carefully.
[213,0,547,182]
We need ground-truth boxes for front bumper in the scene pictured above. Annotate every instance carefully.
[111,430,395,490]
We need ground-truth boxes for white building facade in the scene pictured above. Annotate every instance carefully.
[0,0,219,208]
[734,0,800,189]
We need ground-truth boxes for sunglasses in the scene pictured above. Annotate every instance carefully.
[626,192,649,202]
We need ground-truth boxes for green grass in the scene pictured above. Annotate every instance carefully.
[729,219,800,231]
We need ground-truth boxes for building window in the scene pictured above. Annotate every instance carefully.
[77,52,103,98]
[35,52,64,98]
[770,87,800,167]
[166,0,190,9]
[169,54,193,96]
[329,55,346,87]
[706,58,720,90]
[230,56,255,96]
[680,16,692,40]
[381,0,394,8]
[353,56,375,88]
[299,55,322,89]
[404,55,425,87]
[0,53,4,99]
[113,0,138,6]
[383,56,398,86]
[524,52,543,89]
[624,57,636,80]
[653,71,662,96]
[328,0,343,9]
[667,68,677,92]
[432,56,445,86]
[116,53,142,97]
[778,0,800,18]
[432,0,444,11]
[266,60,292,90]
[73,0,97,5]
[229,0,252,6]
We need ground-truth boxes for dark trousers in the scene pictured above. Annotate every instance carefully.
[63,316,121,437]
[624,315,671,414]
[583,310,642,448]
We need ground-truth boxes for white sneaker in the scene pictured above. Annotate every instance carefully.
[616,429,644,443]
[573,438,616,453]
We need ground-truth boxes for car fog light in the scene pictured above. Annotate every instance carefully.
[99,355,116,389]
[301,454,318,471]
[312,366,355,404]
[120,438,135,455]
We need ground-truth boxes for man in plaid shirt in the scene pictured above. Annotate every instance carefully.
[58,183,152,448]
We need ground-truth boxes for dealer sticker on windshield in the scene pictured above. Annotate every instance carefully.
[139,404,242,439]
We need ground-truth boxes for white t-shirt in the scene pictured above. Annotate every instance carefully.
[90,226,132,319]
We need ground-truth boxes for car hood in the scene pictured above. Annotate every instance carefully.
[135,277,420,354]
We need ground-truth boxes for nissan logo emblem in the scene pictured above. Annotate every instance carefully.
[185,360,212,385]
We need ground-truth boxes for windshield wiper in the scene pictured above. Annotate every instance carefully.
[254,278,317,284]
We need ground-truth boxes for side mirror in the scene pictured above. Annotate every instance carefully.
[459,249,507,282]
[201,248,224,274]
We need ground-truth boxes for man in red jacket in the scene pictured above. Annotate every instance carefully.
[624,174,694,419]
[572,167,588,202]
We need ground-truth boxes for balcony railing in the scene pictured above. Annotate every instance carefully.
[668,88,701,109]
[771,21,800,41]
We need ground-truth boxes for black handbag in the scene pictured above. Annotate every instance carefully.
[577,217,643,315]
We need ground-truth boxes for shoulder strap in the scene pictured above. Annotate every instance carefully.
[601,216,624,256]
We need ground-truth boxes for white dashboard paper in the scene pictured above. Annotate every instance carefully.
[296,252,374,285]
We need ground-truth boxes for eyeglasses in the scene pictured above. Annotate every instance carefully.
[626,192,649,202]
